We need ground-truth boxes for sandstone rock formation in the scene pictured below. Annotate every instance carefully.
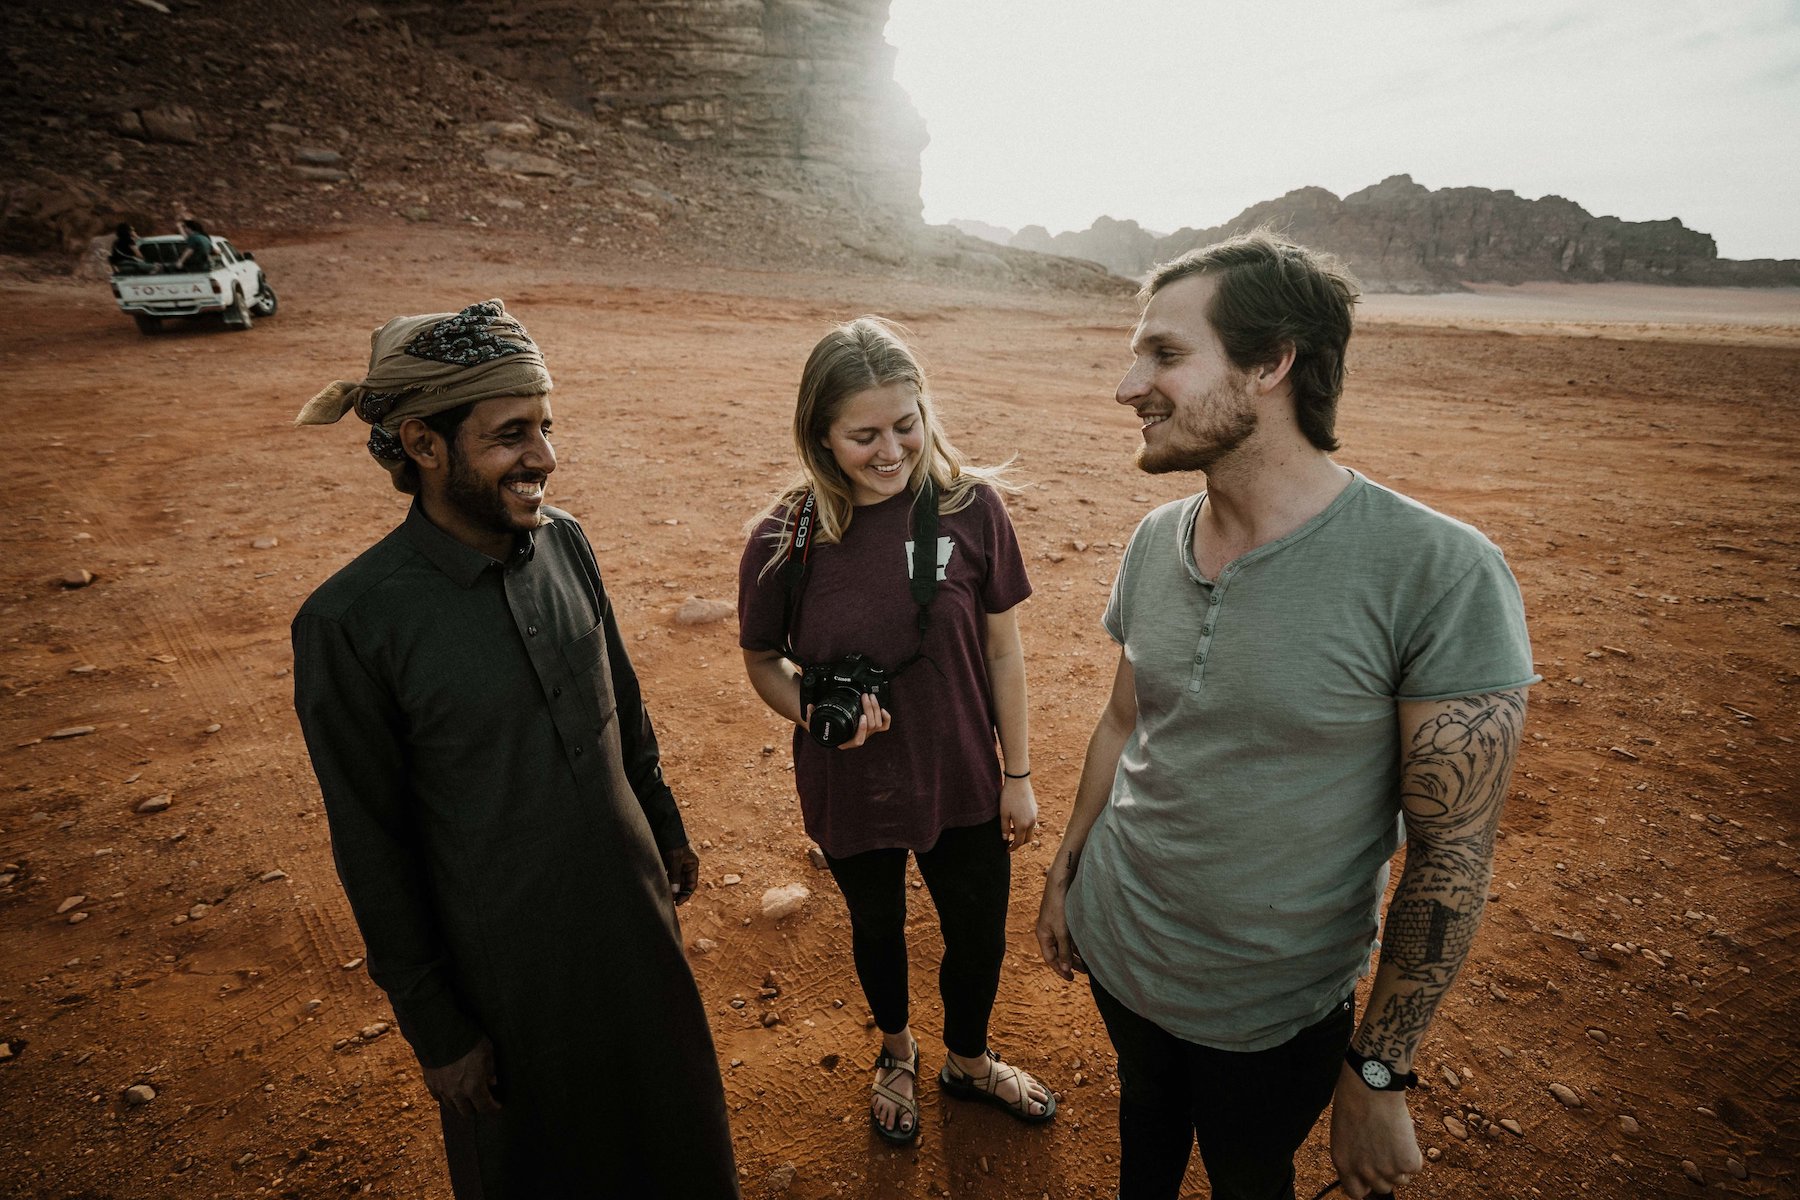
[404,0,927,220]
[1007,176,1800,291]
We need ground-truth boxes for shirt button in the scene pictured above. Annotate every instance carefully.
[527,625,538,637]
[553,686,562,698]
[574,746,583,756]
[1210,595,1221,606]
[1201,625,1212,635]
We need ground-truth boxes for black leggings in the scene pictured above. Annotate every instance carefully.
[823,817,1011,1059]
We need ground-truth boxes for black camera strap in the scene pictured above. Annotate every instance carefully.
[778,478,939,672]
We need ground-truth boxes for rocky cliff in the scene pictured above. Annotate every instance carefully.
[415,0,927,219]
[1008,176,1800,291]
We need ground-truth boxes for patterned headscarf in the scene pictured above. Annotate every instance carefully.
[295,299,553,476]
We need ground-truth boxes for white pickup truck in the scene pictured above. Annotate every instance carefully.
[110,235,278,335]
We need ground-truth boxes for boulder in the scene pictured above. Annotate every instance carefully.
[138,105,200,145]
[481,149,571,179]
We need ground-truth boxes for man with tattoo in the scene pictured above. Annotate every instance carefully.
[1036,232,1535,1200]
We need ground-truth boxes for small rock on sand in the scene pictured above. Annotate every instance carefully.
[361,1022,390,1040]
[674,597,734,626]
[57,895,86,914]
[761,883,810,919]
[123,1083,156,1105]
[61,570,95,589]
[135,794,172,814]
[1548,1083,1582,1107]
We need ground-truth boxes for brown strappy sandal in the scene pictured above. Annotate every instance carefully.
[938,1049,1057,1124]
[870,1038,921,1144]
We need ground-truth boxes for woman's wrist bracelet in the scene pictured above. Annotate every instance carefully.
[1003,769,1031,779]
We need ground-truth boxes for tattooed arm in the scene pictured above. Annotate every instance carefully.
[1331,688,1528,1198]
[1036,649,1137,980]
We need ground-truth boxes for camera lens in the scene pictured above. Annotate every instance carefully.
[808,685,863,747]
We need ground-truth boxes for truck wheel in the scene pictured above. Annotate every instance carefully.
[133,314,162,335]
[227,287,253,331]
[251,278,278,317]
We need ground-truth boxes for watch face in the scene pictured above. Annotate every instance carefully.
[1361,1059,1393,1089]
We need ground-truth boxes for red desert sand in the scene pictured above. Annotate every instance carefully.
[1,228,1795,1198]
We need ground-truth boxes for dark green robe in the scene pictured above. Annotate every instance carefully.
[293,503,737,1199]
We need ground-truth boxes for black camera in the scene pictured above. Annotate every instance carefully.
[799,654,892,747]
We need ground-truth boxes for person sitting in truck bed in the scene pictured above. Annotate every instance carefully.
[109,224,151,274]
[174,219,215,273]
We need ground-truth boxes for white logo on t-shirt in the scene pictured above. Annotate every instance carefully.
[905,536,956,581]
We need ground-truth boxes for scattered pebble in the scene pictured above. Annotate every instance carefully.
[188,904,210,921]
[768,1163,797,1193]
[341,957,364,970]
[674,596,734,626]
[722,873,742,886]
[760,1010,781,1027]
[1442,1116,1468,1140]
[69,664,98,675]
[1499,1118,1522,1136]
[1439,1065,1460,1089]
[806,846,829,871]
[1424,1147,1442,1162]
[360,1022,390,1040]
[259,869,288,883]
[1618,1115,1640,1135]
[1548,1083,1582,1107]
[202,723,222,735]
[67,911,89,924]
[761,883,809,920]
[56,895,86,915]
[690,937,718,956]
[123,1084,156,1106]
[304,999,323,1013]
[1586,1028,1608,1044]
[1726,1158,1746,1180]
[48,726,97,740]
[135,794,172,814]
[252,536,279,550]
[61,569,95,589]
[1681,1160,1704,1185]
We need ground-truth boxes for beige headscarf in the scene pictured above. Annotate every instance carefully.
[295,299,553,481]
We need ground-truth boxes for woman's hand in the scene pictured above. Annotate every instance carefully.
[803,691,893,750]
[1000,775,1037,852]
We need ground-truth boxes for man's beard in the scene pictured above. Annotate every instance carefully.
[1136,381,1258,475]
[444,443,539,540]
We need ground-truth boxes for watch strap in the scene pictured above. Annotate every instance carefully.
[1345,1047,1418,1091]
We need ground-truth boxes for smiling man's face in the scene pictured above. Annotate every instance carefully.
[1116,273,1259,475]
[441,393,557,543]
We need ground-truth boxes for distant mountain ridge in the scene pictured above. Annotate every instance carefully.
[951,176,1800,291]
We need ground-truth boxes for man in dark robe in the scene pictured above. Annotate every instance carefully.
[291,300,739,1199]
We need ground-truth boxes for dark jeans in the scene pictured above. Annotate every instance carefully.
[1090,974,1355,1200]
[823,817,1010,1058]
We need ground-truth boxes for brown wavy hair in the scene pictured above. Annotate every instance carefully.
[752,316,1015,579]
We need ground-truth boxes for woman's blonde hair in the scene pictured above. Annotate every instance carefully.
[753,316,1015,579]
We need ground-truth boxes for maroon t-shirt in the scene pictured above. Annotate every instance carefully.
[738,484,1032,857]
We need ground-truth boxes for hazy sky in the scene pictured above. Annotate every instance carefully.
[886,0,1800,260]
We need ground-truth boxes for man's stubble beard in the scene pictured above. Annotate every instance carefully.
[1135,379,1259,476]
[444,442,532,539]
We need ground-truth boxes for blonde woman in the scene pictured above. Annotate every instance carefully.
[737,317,1055,1144]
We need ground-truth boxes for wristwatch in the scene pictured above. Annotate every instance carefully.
[1345,1047,1418,1092]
